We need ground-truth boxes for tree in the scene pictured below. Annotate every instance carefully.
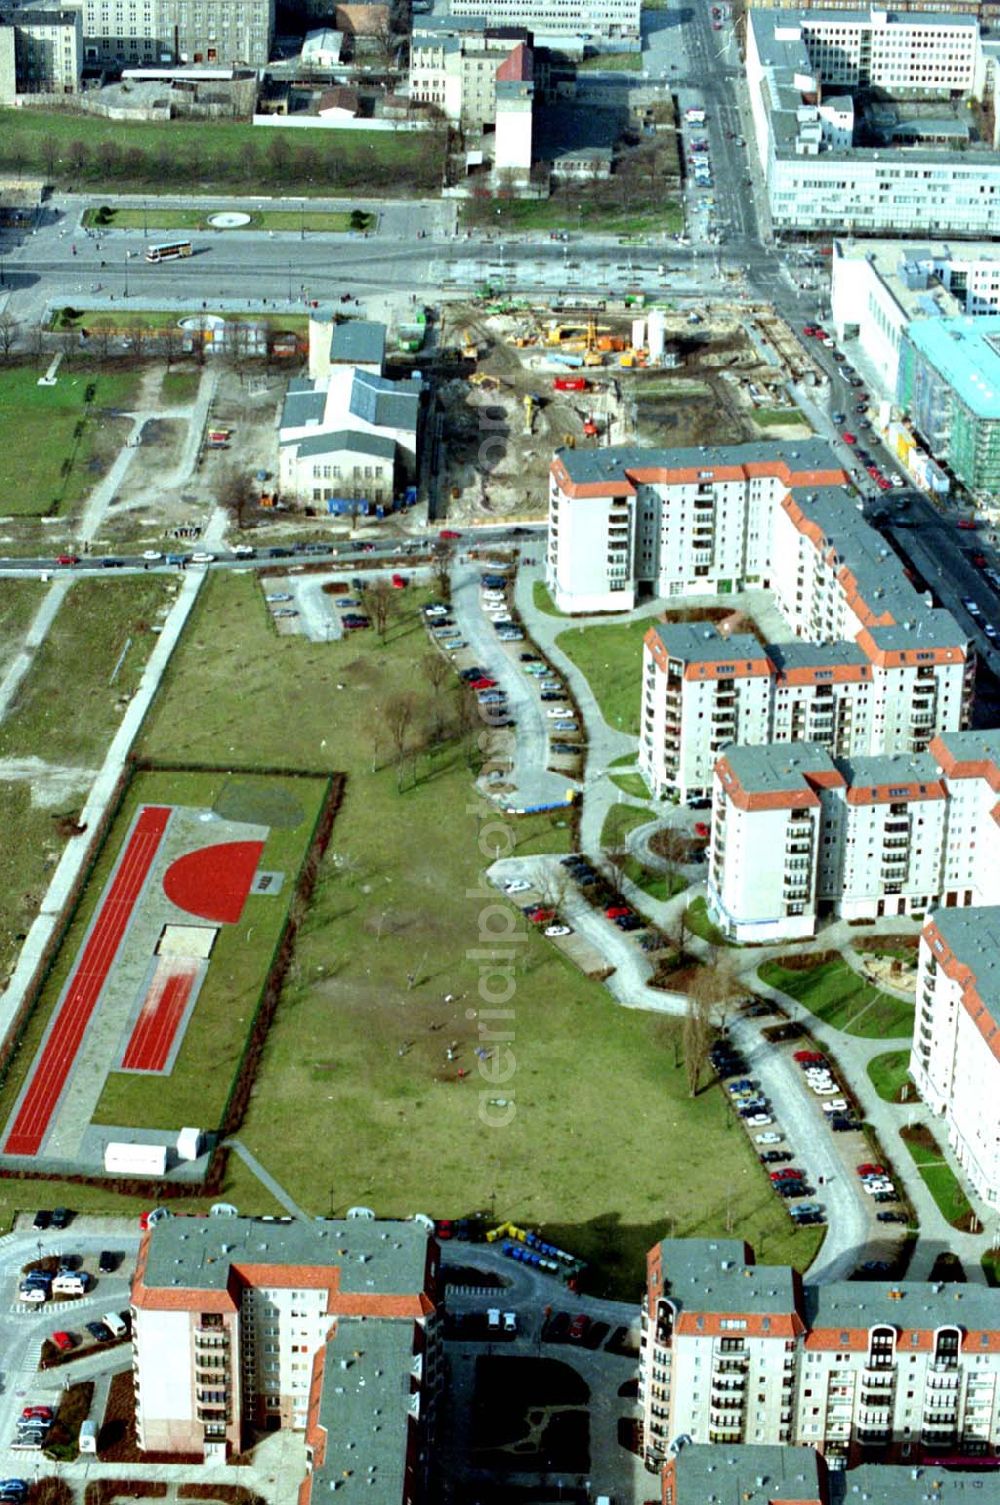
[432,541,454,599]
[371,14,399,67]
[649,825,691,890]
[682,985,713,1098]
[421,651,450,740]
[0,312,19,362]
[41,136,59,181]
[349,208,370,232]
[267,132,292,184]
[384,691,418,790]
[94,140,122,180]
[66,139,89,180]
[690,958,740,1036]
[362,579,395,642]
[219,466,258,531]
[603,846,629,899]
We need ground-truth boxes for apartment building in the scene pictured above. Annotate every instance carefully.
[0,0,80,99]
[707,727,1000,941]
[746,9,1000,236]
[130,1211,441,1477]
[79,0,273,69]
[641,1236,1000,1471]
[410,15,532,129]
[898,315,1000,500]
[910,906,1000,1205]
[449,0,639,43]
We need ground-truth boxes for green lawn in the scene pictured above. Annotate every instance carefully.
[0,109,443,195]
[459,194,682,238]
[52,308,309,334]
[0,576,175,767]
[0,580,46,676]
[623,854,687,902]
[556,618,652,735]
[685,896,732,948]
[577,51,643,70]
[600,802,651,849]
[900,1128,976,1230]
[609,771,651,799]
[757,956,915,1038]
[867,1050,916,1103]
[0,785,77,990]
[753,407,808,428]
[532,581,564,617]
[128,569,821,1294]
[159,370,201,406]
[0,366,141,516]
[82,207,372,233]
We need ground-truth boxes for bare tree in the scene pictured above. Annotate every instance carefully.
[362,579,395,642]
[162,323,182,369]
[384,691,418,790]
[0,312,19,362]
[603,845,630,899]
[690,957,740,1037]
[433,541,454,599]
[219,466,258,530]
[683,985,713,1097]
[365,713,384,774]
[422,651,451,739]
[649,825,691,891]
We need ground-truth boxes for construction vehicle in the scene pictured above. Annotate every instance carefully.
[461,329,478,361]
[523,394,537,434]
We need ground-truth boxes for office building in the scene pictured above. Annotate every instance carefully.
[0,0,80,99]
[707,727,1000,941]
[79,0,273,69]
[641,1235,1000,1469]
[448,0,639,44]
[131,1211,441,1482]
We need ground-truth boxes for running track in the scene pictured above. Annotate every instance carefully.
[120,961,197,1073]
[4,805,171,1157]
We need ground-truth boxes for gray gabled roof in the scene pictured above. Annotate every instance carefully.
[349,369,421,433]
[284,429,396,461]
[281,380,327,430]
[330,319,386,369]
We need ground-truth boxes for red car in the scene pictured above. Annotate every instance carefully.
[22,1406,54,1421]
[802,325,819,336]
[435,1220,455,1241]
[841,431,857,445]
[793,1050,825,1064]
[50,1332,75,1353]
[439,529,461,540]
[568,1314,590,1342]
[769,1168,804,1181]
[527,908,556,925]
[470,677,497,690]
[391,572,407,588]
[877,477,891,491]
[957,519,978,530]
[605,904,632,919]
[55,554,79,566]
[694,821,710,838]
[857,1163,886,1178]
[813,328,827,340]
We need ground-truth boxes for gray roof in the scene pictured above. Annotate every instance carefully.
[767,638,869,672]
[933,727,1000,766]
[283,429,396,461]
[719,740,837,796]
[651,621,763,667]
[836,749,942,790]
[928,905,1000,1032]
[141,1214,431,1295]
[807,1277,1000,1333]
[556,437,839,486]
[671,1446,822,1505]
[657,1238,799,1317]
[281,378,326,430]
[835,1467,1000,1505]
[349,369,420,432]
[330,319,386,369]
[310,1320,417,1505]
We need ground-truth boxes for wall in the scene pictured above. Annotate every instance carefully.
[252,111,430,129]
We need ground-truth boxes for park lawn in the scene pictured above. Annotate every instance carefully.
[600,802,651,849]
[0,576,175,767]
[52,308,309,334]
[460,196,682,237]
[532,581,564,617]
[135,570,820,1293]
[0,784,77,989]
[685,896,732,948]
[757,956,915,1038]
[508,809,575,856]
[0,580,45,676]
[900,1130,975,1229]
[159,369,201,406]
[610,771,651,799]
[0,366,141,517]
[867,1049,915,1103]
[623,854,687,902]
[0,109,443,195]
[556,618,651,735]
[81,207,372,234]
[753,407,808,428]
[91,770,330,1131]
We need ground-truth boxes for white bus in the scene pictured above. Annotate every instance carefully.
[145,240,193,262]
[684,107,706,124]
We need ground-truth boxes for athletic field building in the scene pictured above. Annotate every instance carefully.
[131,1210,442,1488]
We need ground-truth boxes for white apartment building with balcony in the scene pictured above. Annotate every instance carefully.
[130,1211,441,1479]
[706,728,1000,941]
[641,1236,1000,1471]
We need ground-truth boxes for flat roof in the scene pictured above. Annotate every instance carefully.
[767,638,868,671]
[651,621,762,666]
[657,1238,800,1316]
[929,905,1000,1033]
[141,1214,431,1295]
[808,1277,1000,1331]
[836,1467,1000,1505]
[719,740,838,796]
[310,1321,416,1504]
[672,1445,822,1505]
[905,315,1000,419]
[934,727,1000,765]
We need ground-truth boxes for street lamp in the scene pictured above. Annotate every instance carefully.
[123,252,129,300]
[143,200,148,236]
[287,260,293,303]
[300,199,305,241]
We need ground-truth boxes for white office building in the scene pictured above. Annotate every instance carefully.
[707,727,1000,942]
[449,0,639,43]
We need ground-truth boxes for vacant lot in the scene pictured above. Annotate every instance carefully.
[0,366,140,517]
[0,109,443,195]
[757,956,914,1038]
[0,580,45,675]
[0,576,175,766]
[0,783,73,989]
[134,570,821,1293]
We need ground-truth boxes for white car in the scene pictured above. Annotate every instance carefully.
[546,707,571,718]
[191,552,215,564]
[545,925,572,937]
[502,1311,517,1333]
[504,880,531,894]
[18,1286,47,1304]
[755,1131,783,1144]
[821,1099,849,1114]
[746,1114,773,1127]
[142,549,163,561]
[487,1308,501,1330]
[812,1083,839,1096]
[863,1180,895,1195]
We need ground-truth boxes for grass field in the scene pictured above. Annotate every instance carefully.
[532,581,564,617]
[867,1049,915,1103]
[899,1126,976,1230]
[600,802,651,849]
[0,109,443,195]
[128,569,822,1293]
[757,956,915,1038]
[685,896,731,948]
[556,619,651,735]
[459,194,682,237]
[81,207,373,234]
[609,771,651,799]
[753,407,809,428]
[0,576,175,767]
[0,785,75,989]
[0,366,141,517]
[577,51,644,70]
[0,581,45,676]
[159,370,201,406]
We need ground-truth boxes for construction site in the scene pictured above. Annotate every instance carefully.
[433,297,824,522]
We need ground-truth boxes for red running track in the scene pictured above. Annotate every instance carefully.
[120,959,198,1073]
[4,805,171,1157]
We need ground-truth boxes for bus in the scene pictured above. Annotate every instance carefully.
[145,240,193,262]
[685,107,706,124]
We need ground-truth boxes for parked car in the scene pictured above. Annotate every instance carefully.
[32,1211,51,1231]
[50,1331,76,1353]
[568,1314,590,1342]
[85,1321,113,1343]
[50,1208,72,1229]
[770,1168,804,1181]
[21,1408,52,1423]
[877,1211,907,1224]
[760,1151,791,1165]
[756,1131,783,1144]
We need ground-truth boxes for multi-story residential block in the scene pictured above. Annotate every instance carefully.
[131,1211,441,1483]
[448,0,639,43]
[745,9,1000,236]
[641,1236,1000,1470]
[707,727,1000,941]
[897,315,1000,500]
[0,0,80,100]
[78,0,273,69]
[410,16,532,129]
[910,905,1000,1205]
